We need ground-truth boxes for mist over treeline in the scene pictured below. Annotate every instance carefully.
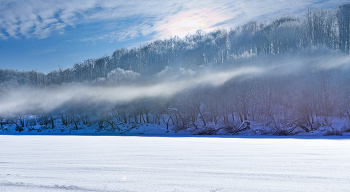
[1,3,350,135]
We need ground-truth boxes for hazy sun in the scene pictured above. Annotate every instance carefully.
[166,17,206,37]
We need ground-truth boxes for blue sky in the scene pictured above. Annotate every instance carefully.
[0,0,347,73]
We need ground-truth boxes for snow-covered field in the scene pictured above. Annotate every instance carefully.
[0,136,349,192]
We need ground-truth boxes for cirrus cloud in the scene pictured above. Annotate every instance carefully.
[0,0,348,41]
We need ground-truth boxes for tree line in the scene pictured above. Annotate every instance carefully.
[1,3,350,135]
[1,4,349,86]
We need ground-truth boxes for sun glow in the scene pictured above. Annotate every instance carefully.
[169,18,203,32]
[165,16,208,37]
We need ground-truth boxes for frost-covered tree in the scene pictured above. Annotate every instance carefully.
[337,3,350,53]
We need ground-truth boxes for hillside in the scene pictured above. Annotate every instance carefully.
[1,3,350,136]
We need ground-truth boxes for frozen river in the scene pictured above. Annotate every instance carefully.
[0,136,349,192]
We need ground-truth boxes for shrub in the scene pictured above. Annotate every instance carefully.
[272,129,295,136]
[341,126,350,133]
[221,125,238,134]
[15,126,24,133]
[192,127,218,135]
[323,129,342,136]
[172,125,189,133]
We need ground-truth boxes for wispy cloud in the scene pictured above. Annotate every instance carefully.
[0,0,348,42]
[0,32,8,40]
[81,23,153,43]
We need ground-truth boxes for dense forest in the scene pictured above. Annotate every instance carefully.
[1,3,350,135]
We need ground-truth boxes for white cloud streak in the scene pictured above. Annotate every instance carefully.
[0,66,265,116]
[0,0,348,41]
[1,49,349,116]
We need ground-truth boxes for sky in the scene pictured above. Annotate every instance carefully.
[0,0,348,73]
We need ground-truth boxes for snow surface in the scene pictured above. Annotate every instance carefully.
[0,136,349,192]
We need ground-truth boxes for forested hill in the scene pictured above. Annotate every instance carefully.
[1,3,350,136]
[1,3,350,86]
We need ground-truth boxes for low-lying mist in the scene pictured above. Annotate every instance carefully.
[0,47,349,117]
[0,66,264,116]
